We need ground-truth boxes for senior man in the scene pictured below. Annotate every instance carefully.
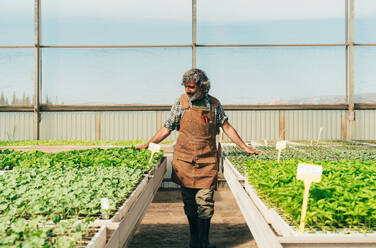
[136,68,258,248]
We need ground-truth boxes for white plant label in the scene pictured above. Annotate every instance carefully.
[297,163,322,183]
[276,140,287,150]
[297,163,322,233]
[148,142,161,163]
[276,141,287,163]
[0,171,4,175]
[101,198,110,210]
[316,127,323,145]
[264,140,268,146]
[148,142,161,153]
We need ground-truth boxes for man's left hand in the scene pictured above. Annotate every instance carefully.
[244,146,259,155]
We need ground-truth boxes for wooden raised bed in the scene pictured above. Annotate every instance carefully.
[0,145,167,247]
[87,156,167,248]
[223,156,376,248]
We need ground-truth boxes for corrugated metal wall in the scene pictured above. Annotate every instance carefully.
[354,110,376,140]
[1,110,375,141]
[284,110,345,140]
[100,111,178,141]
[40,112,96,140]
[0,112,33,140]
[101,112,157,140]
[226,110,280,140]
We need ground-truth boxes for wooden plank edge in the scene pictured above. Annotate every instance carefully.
[105,174,155,248]
[120,187,155,248]
[105,157,166,247]
[152,157,167,194]
[111,176,149,222]
[146,157,162,176]
[244,182,295,237]
[279,235,376,247]
[268,208,296,237]
[244,183,271,223]
[224,157,246,181]
[111,157,164,222]
[223,161,282,248]
[86,226,107,248]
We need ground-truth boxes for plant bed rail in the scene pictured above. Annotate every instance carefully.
[222,144,376,248]
[88,156,167,248]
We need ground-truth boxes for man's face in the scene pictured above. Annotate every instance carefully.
[185,80,203,101]
[184,80,199,97]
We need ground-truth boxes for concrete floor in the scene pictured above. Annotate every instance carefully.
[128,188,258,248]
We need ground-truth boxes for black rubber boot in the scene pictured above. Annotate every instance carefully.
[187,215,200,248]
[199,218,216,248]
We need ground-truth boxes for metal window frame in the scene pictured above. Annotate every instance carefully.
[0,0,376,140]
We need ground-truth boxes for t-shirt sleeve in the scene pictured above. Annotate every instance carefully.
[163,98,182,131]
[216,100,228,129]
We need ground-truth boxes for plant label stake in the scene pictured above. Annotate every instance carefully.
[316,127,323,145]
[148,142,161,163]
[264,140,268,146]
[297,163,322,233]
[276,140,286,163]
[101,198,110,219]
[101,198,109,210]
[0,171,4,175]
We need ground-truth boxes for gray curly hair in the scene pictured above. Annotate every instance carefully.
[181,68,211,94]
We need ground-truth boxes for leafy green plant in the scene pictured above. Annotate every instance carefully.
[224,143,376,232]
[0,139,175,147]
[241,159,376,232]
[0,147,163,246]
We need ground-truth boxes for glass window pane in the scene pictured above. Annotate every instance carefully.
[42,48,191,105]
[355,0,376,43]
[0,1,34,45]
[198,0,345,44]
[354,47,376,103]
[0,49,34,105]
[197,47,346,104]
[42,0,191,45]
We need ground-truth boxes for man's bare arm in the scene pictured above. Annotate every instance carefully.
[221,121,258,155]
[135,127,171,149]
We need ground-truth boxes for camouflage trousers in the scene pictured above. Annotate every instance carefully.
[181,186,215,219]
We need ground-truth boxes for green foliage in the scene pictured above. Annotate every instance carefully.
[0,147,162,170]
[225,144,376,232]
[0,139,175,146]
[243,159,376,232]
[0,147,163,246]
[225,144,376,174]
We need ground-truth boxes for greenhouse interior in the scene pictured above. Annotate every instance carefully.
[1,0,376,247]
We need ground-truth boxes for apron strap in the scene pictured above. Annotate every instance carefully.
[209,95,219,109]
[180,94,190,109]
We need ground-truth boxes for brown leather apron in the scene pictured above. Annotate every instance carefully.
[172,94,219,190]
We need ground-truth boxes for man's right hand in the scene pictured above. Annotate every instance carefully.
[135,143,148,150]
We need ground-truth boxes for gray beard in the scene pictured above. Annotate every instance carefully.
[187,91,203,102]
